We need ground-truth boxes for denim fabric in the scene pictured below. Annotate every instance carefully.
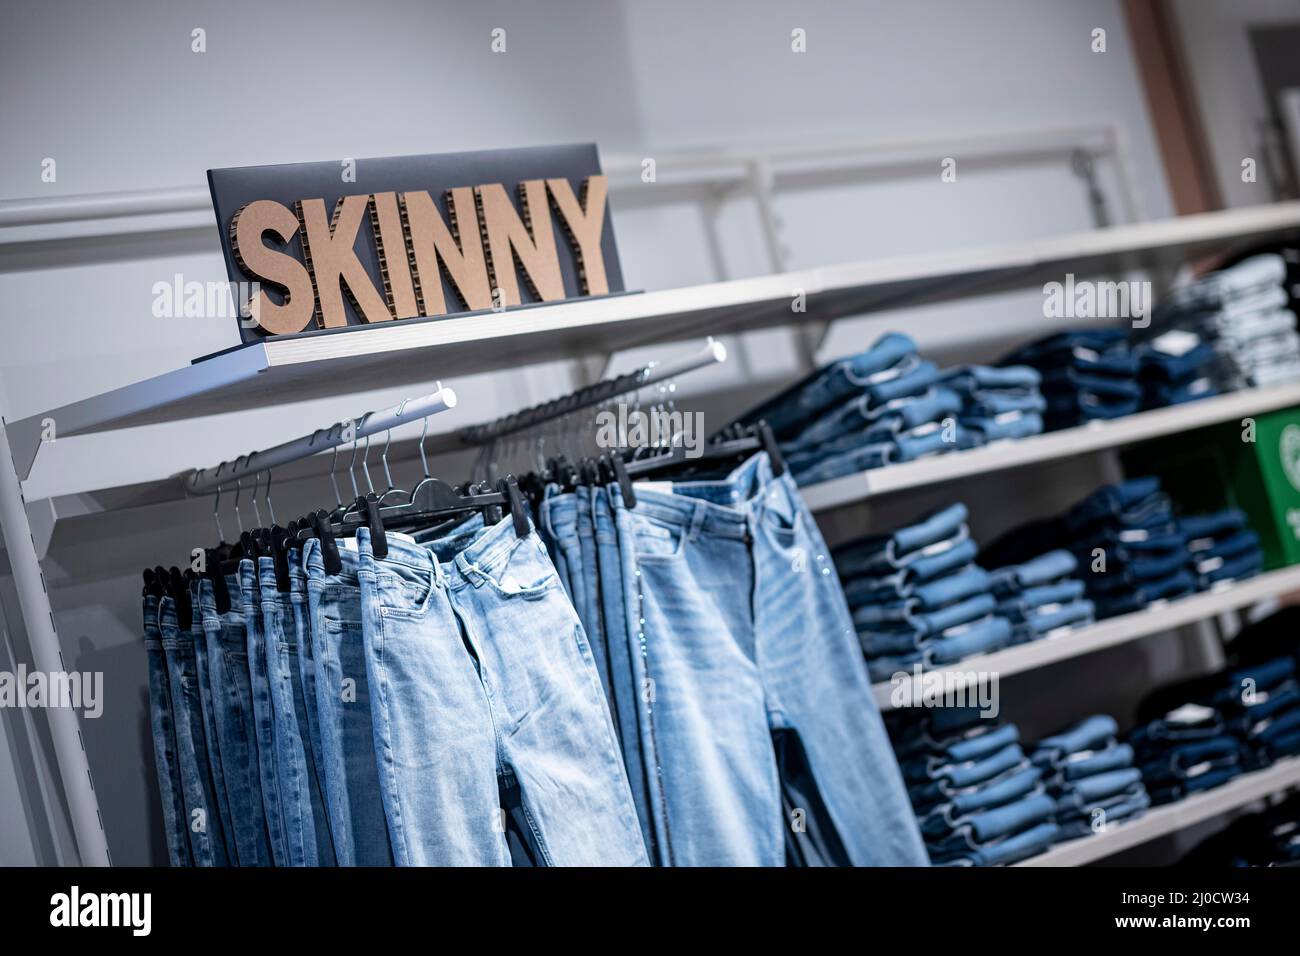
[1065,477,1163,530]
[834,503,968,577]
[540,491,615,712]
[784,385,961,455]
[143,595,193,866]
[159,596,229,866]
[1055,788,1150,839]
[901,724,1020,782]
[739,332,919,439]
[1181,508,1248,541]
[354,521,648,867]
[259,557,334,866]
[917,765,1043,838]
[287,556,332,859]
[238,560,289,866]
[918,742,1026,793]
[943,364,1041,392]
[1007,600,1095,643]
[610,452,926,866]
[995,579,1085,617]
[197,577,274,866]
[1156,254,1287,315]
[184,582,236,865]
[1091,570,1196,618]
[854,591,994,633]
[591,487,656,859]
[989,550,1078,594]
[575,484,613,726]
[928,615,1013,664]
[960,411,1044,446]
[933,820,1060,866]
[842,538,979,606]
[1053,742,1136,782]
[303,538,395,866]
[1138,735,1242,784]
[926,792,1055,855]
[1032,715,1118,764]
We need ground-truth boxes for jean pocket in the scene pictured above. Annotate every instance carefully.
[479,537,562,598]
[377,567,437,618]
[630,518,685,561]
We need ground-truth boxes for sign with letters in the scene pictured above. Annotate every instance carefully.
[207,144,623,342]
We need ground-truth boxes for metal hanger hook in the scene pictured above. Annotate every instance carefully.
[250,468,264,529]
[418,416,430,478]
[264,468,277,526]
[381,427,395,492]
[360,433,375,495]
[347,434,360,500]
[212,463,226,543]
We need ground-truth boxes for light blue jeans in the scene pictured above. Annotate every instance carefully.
[239,560,289,866]
[259,557,335,866]
[610,452,927,866]
[356,520,649,866]
[303,540,395,866]
[198,576,274,866]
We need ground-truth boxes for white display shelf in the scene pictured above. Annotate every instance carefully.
[8,201,1300,481]
[802,382,1300,512]
[873,566,1300,709]
[1015,757,1300,866]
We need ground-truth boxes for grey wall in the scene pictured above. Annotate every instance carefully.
[0,0,1180,864]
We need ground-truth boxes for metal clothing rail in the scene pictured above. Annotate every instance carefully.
[184,383,458,494]
[449,339,727,449]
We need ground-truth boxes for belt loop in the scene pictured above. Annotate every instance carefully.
[688,501,708,542]
[431,552,446,589]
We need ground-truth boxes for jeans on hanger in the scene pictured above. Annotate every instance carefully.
[184,581,236,865]
[356,520,649,867]
[609,452,926,866]
[539,489,615,711]
[303,539,395,866]
[591,486,656,859]
[158,596,229,866]
[259,557,334,866]
[238,560,290,866]
[143,595,193,867]
[287,554,332,856]
[197,576,274,867]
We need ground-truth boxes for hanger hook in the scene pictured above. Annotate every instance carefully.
[360,433,375,495]
[250,468,263,529]
[328,443,343,508]
[381,427,395,492]
[265,468,277,526]
[347,434,360,500]
[212,464,226,543]
[233,465,245,535]
[418,416,430,478]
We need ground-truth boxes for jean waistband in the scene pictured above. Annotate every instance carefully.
[304,534,362,585]
[613,451,789,541]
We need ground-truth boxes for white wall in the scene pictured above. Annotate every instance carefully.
[0,0,1175,864]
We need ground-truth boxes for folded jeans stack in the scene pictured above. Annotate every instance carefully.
[1212,657,1300,772]
[890,707,1059,866]
[1000,329,1141,430]
[1179,507,1262,590]
[1129,703,1243,805]
[980,476,1195,621]
[736,332,966,486]
[834,503,1012,682]
[990,550,1095,645]
[1131,329,1219,409]
[1030,715,1149,841]
[1148,254,1300,390]
[939,364,1045,448]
